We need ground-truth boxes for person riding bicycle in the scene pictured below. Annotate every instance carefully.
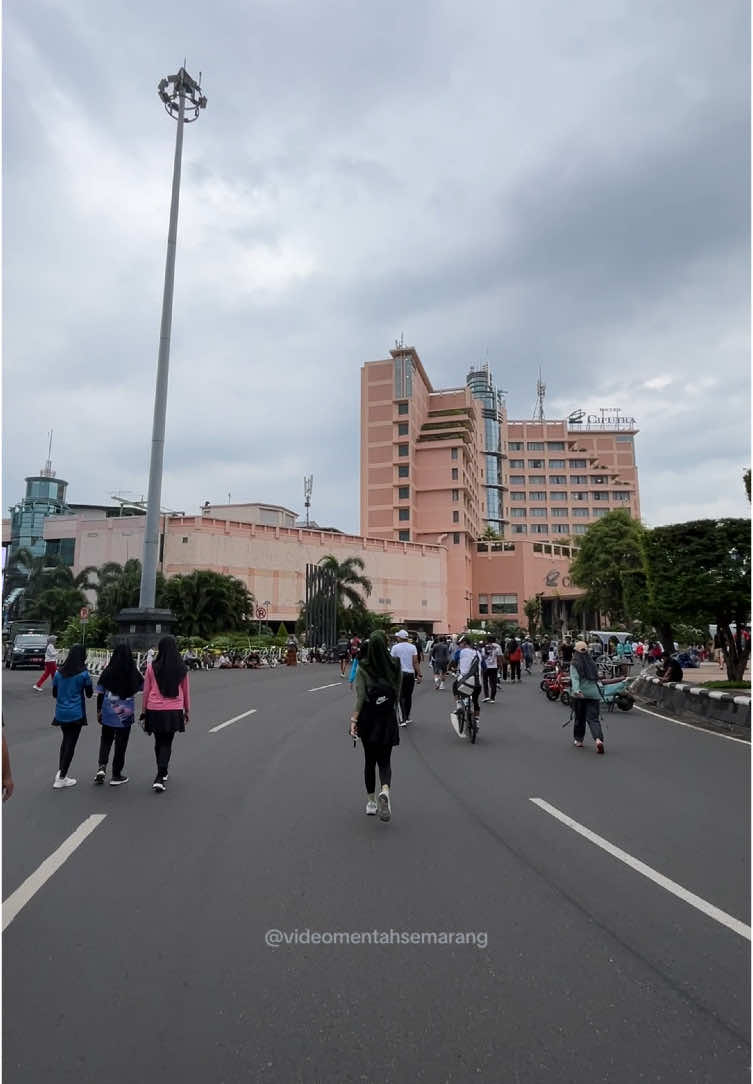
[452,634,483,723]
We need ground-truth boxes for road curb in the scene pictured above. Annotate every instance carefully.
[630,675,751,740]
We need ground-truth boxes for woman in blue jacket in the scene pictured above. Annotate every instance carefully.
[52,644,93,788]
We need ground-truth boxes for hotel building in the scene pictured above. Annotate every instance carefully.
[361,345,640,630]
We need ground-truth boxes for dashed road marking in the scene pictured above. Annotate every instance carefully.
[3,814,107,931]
[530,798,750,941]
[210,708,257,733]
[308,683,343,692]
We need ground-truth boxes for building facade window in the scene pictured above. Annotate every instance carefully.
[453,533,461,544]
[529,491,546,500]
[452,510,460,523]
[398,465,409,478]
[510,492,526,501]
[452,489,459,501]
[530,524,549,534]
[398,508,410,521]
[590,475,608,485]
[549,475,567,485]
[573,524,587,534]
[572,508,589,517]
[397,401,409,415]
[509,459,524,468]
[451,447,459,460]
[511,508,527,518]
[551,524,570,534]
[511,524,527,534]
[398,422,409,436]
[612,491,630,501]
[399,530,410,541]
[528,459,544,469]
[529,508,546,518]
[592,508,608,518]
[398,486,410,500]
[509,475,525,485]
[398,444,409,457]
[571,475,588,485]
[570,459,587,469]
[508,442,523,451]
[550,491,567,501]
[592,492,609,501]
[478,594,489,613]
[548,459,565,469]
[451,468,459,480]
[551,508,568,517]
[547,441,565,450]
[572,492,588,502]
[528,475,545,484]
[527,441,545,451]
[492,594,518,614]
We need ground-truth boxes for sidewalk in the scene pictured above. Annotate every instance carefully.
[677,661,751,687]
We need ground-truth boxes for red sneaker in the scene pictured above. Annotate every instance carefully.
[596,740,605,755]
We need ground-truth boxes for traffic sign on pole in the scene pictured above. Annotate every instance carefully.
[80,607,90,623]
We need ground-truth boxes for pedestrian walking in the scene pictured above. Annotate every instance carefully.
[94,644,143,786]
[569,640,605,754]
[482,635,502,702]
[33,636,58,691]
[522,637,534,674]
[430,635,450,690]
[141,636,190,792]
[336,634,351,677]
[350,631,402,822]
[390,629,422,725]
[508,638,523,682]
[51,644,93,789]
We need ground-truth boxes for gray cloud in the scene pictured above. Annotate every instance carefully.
[4,0,749,536]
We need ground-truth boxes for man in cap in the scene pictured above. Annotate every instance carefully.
[390,630,422,725]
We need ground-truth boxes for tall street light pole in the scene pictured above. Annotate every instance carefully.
[139,67,207,608]
[117,67,206,650]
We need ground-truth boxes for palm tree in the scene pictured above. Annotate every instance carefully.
[164,571,253,639]
[318,555,372,609]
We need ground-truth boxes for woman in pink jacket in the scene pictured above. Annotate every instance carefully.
[141,636,190,792]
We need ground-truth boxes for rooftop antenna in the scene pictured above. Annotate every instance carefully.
[304,474,313,527]
[41,429,56,477]
[532,368,546,422]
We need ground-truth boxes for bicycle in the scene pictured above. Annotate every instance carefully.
[451,685,479,743]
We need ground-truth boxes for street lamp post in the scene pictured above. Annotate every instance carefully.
[117,67,206,650]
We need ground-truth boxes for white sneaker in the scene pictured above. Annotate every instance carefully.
[483,697,491,703]
[378,789,391,821]
[53,772,77,789]
[439,682,445,690]
[399,719,407,727]
[365,798,377,815]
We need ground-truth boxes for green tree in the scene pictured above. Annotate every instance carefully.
[94,559,167,619]
[569,510,649,627]
[480,526,501,541]
[318,555,373,609]
[523,597,541,639]
[164,570,254,639]
[644,519,750,679]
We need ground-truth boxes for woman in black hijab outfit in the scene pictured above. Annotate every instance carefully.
[94,644,143,785]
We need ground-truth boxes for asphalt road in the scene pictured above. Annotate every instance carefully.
[2,662,750,1083]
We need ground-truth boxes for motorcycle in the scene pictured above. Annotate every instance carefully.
[542,667,572,704]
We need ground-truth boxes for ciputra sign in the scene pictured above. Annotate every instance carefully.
[568,407,637,427]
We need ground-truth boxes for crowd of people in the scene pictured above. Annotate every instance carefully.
[11,624,712,812]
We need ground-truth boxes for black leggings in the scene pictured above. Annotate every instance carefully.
[98,725,132,776]
[509,660,521,681]
[362,742,392,794]
[154,732,175,777]
[58,723,83,776]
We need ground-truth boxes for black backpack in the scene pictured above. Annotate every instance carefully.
[357,679,399,744]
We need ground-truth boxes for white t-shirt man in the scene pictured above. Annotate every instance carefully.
[482,642,502,670]
[457,646,482,680]
[391,640,418,674]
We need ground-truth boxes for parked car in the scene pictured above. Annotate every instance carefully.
[5,633,48,670]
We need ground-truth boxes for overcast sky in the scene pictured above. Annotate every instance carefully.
[4,0,750,535]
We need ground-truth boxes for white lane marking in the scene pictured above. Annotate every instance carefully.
[308,683,343,692]
[634,705,750,744]
[209,708,257,733]
[530,798,750,941]
[3,814,107,932]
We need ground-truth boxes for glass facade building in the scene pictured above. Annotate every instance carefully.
[466,365,507,535]
[9,466,71,562]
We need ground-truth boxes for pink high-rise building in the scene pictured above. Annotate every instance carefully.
[361,346,641,631]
